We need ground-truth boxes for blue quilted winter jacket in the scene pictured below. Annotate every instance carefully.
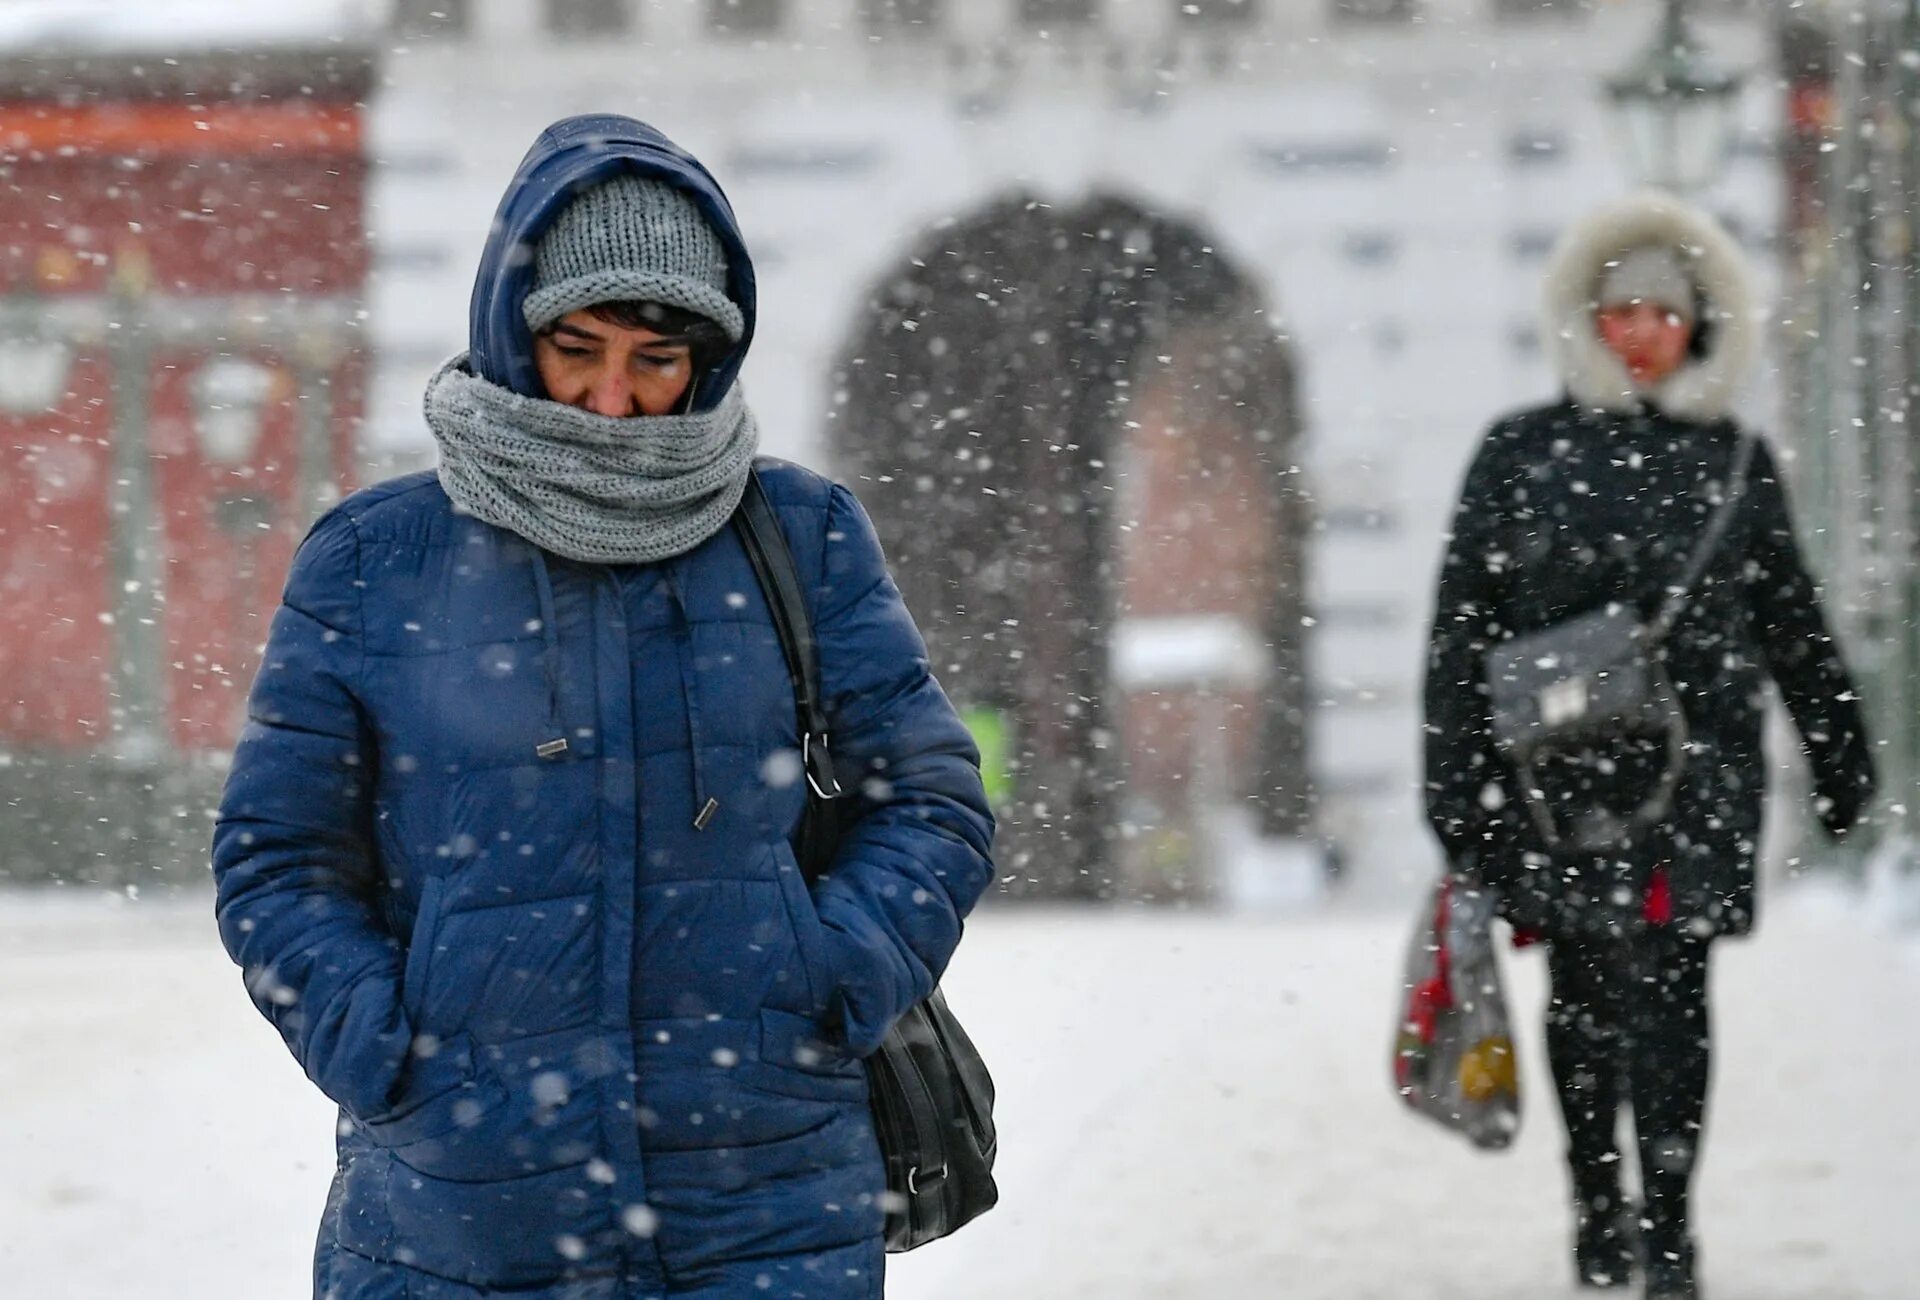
[212,117,995,1300]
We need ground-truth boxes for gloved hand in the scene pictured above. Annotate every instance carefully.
[1816,771,1874,840]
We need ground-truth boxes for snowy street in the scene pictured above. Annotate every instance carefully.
[3,3,1917,1299]
[2,888,1915,1299]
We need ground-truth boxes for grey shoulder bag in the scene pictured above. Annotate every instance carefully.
[1483,435,1755,851]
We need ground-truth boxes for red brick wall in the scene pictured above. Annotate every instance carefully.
[0,355,114,745]
[1115,332,1281,828]
[0,97,367,754]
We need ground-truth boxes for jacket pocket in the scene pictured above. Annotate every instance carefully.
[400,875,446,1026]
[357,1030,492,1148]
[771,840,836,1017]
[738,1008,868,1103]
[376,1038,589,1183]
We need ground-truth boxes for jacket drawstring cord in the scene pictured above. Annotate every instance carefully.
[662,560,717,830]
[529,548,569,759]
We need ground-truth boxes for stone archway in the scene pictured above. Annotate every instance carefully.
[827,192,1311,902]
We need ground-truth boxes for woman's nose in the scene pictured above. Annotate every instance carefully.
[584,371,637,418]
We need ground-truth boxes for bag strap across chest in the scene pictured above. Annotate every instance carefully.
[1645,432,1756,642]
[733,470,846,833]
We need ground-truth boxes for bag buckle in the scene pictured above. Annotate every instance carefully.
[906,1162,947,1195]
[1537,676,1589,727]
[803,731,844,801]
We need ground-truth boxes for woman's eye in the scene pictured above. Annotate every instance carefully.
[637,353,684,371]
[554,345,593,359]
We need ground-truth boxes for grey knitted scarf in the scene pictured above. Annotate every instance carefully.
[426,355,757,564]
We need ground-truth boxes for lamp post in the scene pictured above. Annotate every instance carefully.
[1604,0,1746,194]
[191,354,283,746]
[105,242,166,775]
[1902,0,1920,857]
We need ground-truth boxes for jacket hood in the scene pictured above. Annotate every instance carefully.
[467,115,757,412]
[1542,191,1757,423]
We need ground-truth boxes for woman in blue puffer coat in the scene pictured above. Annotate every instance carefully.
[212,115,995,1300]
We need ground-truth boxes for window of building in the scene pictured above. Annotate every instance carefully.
[1321,674,1406,703]
[1507,129,1567,166]
[387,343,462,370]
[1250,139,1395,174]
[1317,770,1397,797]
[393,0,471,38]
[1330,0,1417,23]
[1316,459,1400,534]
[859,0,945,34]
[727,142,885,177]
[1490,0,1588,17]
[1173,0,1261,23]
[373,243,454,274]
[1341,229,1400,267]
[1318,505,1401,534]
[1509,228,1557,261]
[372,151,458,177]
[1018,0,1101,30]
[1714,213,1781,256]
[545,0,632,38]
[707,0,784,37]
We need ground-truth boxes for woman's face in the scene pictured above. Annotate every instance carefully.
[534,309,697,417]
[1595,301,1692,390]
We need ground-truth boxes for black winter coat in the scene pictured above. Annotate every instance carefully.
[1423,399,1875,937]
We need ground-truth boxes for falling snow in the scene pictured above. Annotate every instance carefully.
[1,1,1918,1297]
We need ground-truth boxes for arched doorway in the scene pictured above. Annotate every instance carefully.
[828,193,1312,902]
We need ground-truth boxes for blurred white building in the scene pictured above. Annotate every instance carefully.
[363,0,1780,894]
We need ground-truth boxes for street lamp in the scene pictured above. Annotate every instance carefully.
[1604,0,1746,194]
[190,356,279,466]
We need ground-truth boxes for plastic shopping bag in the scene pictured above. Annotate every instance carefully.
[1391,873,1521,1150]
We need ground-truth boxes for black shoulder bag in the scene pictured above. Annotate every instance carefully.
[1484,435,1755,852]
[733,470,999,1253]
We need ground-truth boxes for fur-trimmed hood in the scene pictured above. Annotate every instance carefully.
[1542,191,1758,423]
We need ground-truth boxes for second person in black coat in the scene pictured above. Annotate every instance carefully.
[1423,192,1874,1300]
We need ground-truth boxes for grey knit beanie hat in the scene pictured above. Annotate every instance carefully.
[523,174,746,342]
[1596,244,1698,323]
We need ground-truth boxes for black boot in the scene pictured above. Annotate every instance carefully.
[1643,1231,1698,1299]
[1573,1190,1637,1289]
[1641,1134,1701,1300]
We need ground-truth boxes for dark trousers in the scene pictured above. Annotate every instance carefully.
[1545,929,1713,1239]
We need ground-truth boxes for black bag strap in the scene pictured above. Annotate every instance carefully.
[733,468,846,834]
[1649,433,1756,640]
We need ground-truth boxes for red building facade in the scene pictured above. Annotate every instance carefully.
[0,44,374,880]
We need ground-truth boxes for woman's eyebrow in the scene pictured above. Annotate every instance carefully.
[549,322,606,343]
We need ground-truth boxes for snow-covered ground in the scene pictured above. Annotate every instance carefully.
[2,888,1915,1298]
